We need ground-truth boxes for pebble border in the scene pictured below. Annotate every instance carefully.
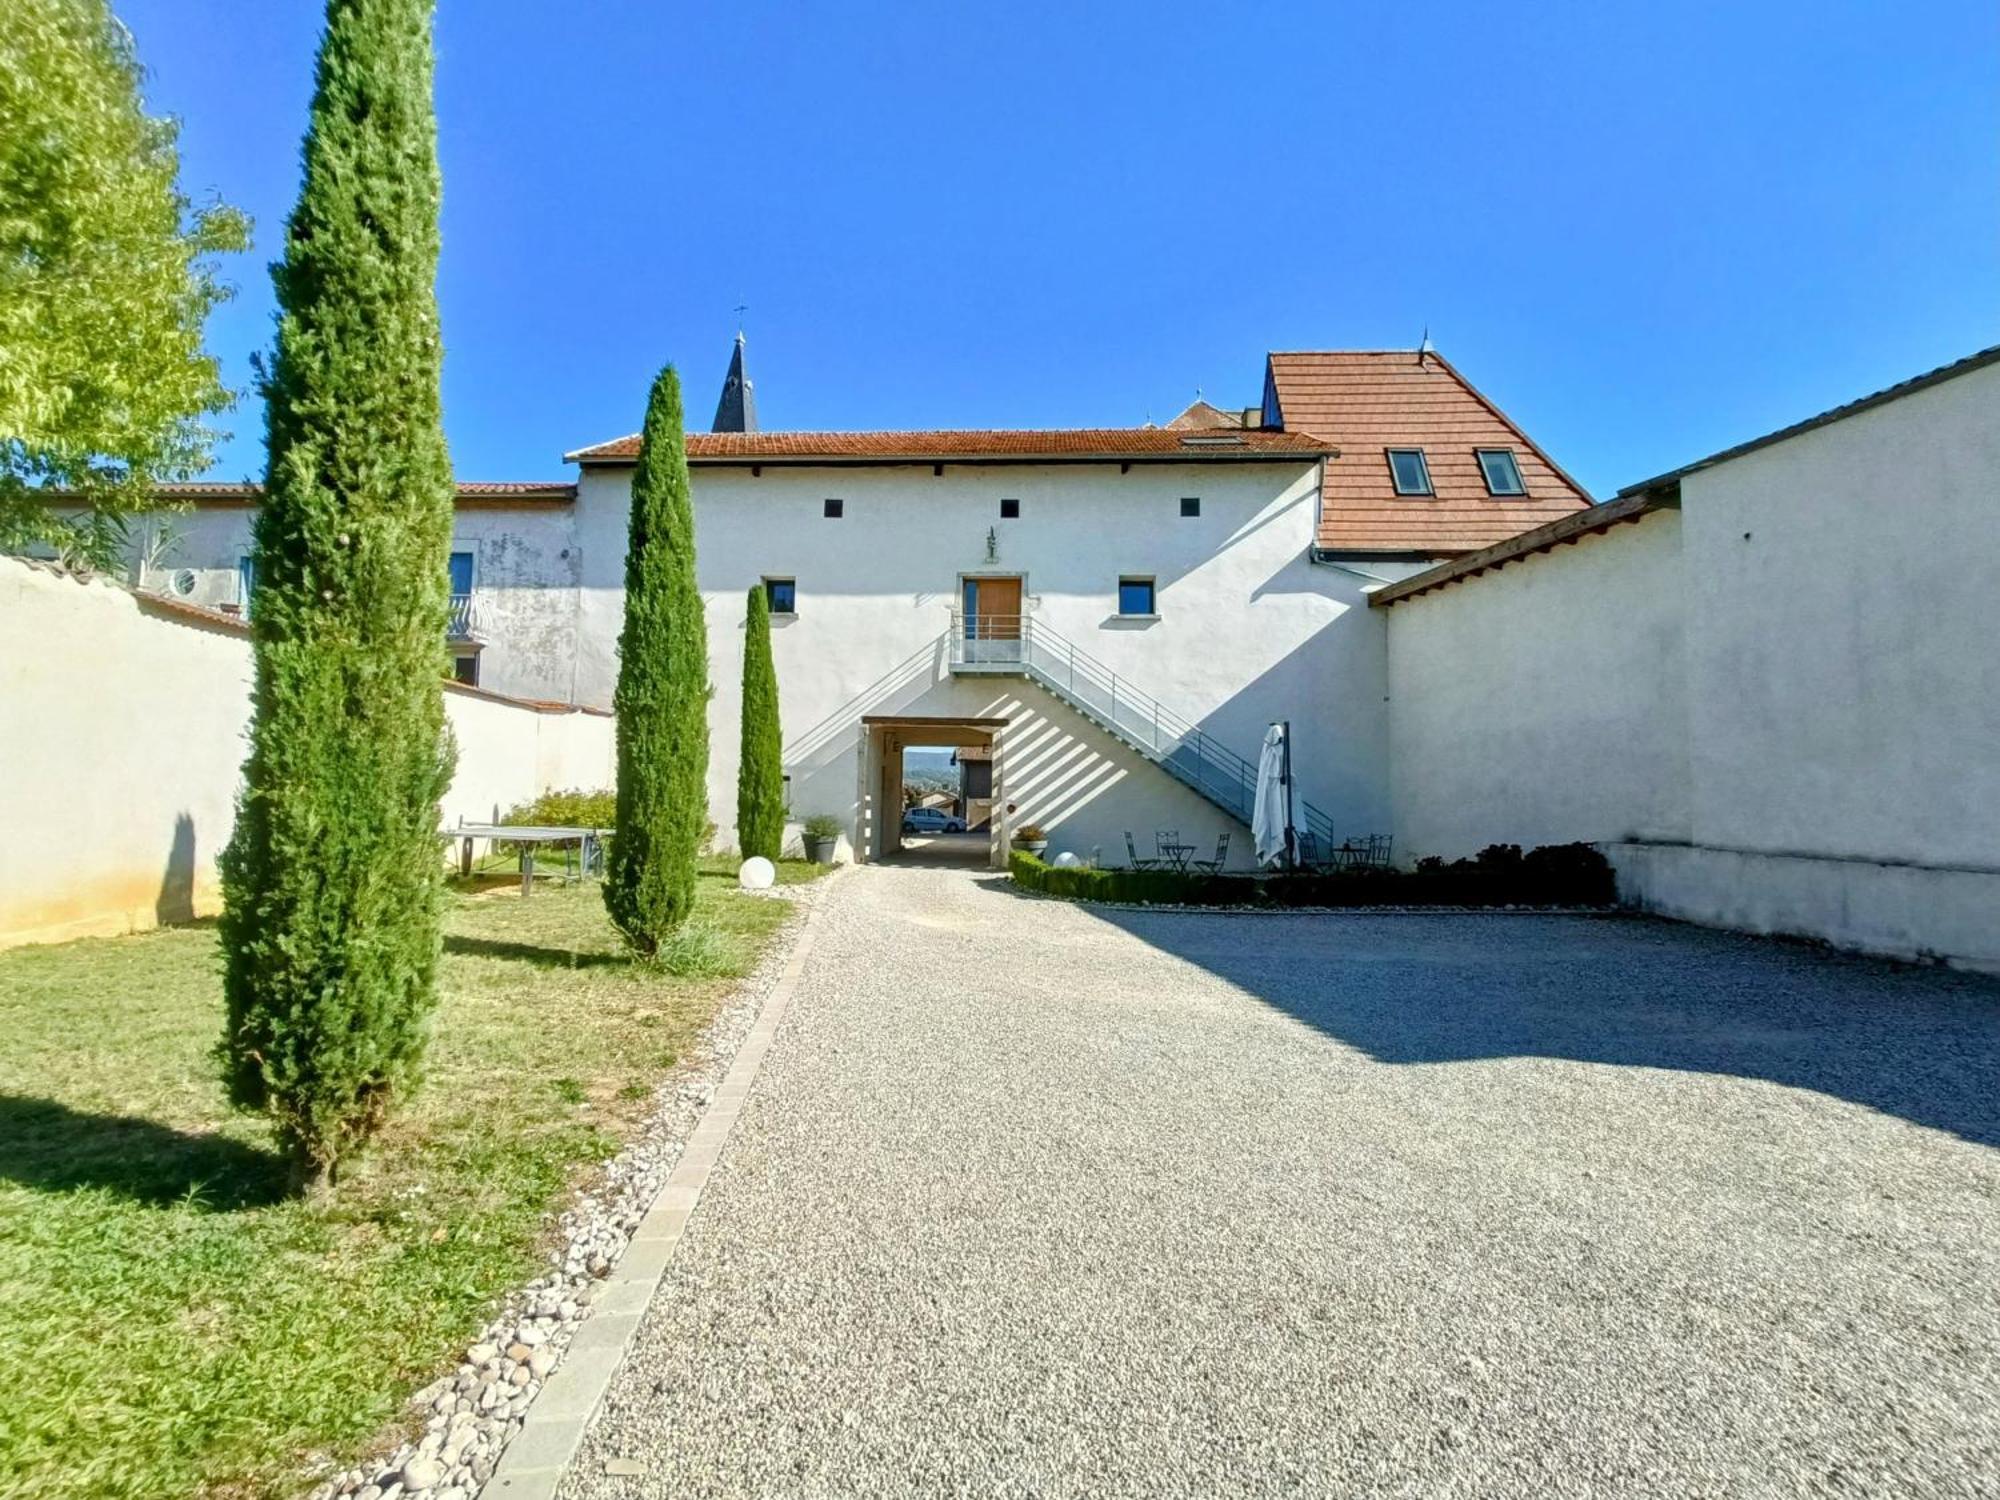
[303,870,839,1500]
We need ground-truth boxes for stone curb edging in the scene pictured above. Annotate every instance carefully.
[485,869,840,1499]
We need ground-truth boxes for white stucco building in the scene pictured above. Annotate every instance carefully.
[100,344,1591,868]
[1376,344,2000,969]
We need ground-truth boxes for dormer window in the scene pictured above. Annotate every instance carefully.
[1387,448,1433,496]
[1477,449,1526,497]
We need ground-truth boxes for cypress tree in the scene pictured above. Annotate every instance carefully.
[218,0,455,1194]
[736,584,785,860]
[604,365,710,950]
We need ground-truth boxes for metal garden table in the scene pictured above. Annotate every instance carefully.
[443,822,607,895]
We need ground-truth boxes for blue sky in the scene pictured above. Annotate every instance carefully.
[126,0,1997,497]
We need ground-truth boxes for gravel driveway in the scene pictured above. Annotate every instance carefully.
[559,865,2000,1499]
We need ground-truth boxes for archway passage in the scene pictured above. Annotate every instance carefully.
[857,714,1011,869]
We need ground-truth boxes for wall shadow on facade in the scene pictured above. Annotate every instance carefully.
[1070,904,2000,1151]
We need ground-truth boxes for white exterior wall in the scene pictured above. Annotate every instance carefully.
[1384,358,2000,970]
[571,460,1419,864]
[1676,360,2000,873]
[106,502,583,704]
[1385,508,1689,858]
[0,557,613,950]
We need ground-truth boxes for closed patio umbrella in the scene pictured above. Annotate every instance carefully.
[1253,723,1293,867]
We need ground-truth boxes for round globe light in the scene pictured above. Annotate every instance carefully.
[1051,851,1083,868]
[739,856,776,891]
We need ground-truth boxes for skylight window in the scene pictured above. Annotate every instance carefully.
[1387,449,1433,496]
[1477,449,1526,497]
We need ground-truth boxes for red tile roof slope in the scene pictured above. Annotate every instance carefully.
[1268,351,1591,554]
[565,427,1330,464]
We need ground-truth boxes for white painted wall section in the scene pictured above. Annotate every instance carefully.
[1385,507,1689,858]
[0,557,615,949]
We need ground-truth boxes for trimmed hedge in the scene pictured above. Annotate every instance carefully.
[1009,842,1614,908]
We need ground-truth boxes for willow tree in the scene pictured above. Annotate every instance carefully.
[604,365,710,951]
[736,583,784,860]
[218,0,454,1194]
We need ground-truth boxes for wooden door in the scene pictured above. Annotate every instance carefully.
[965,576,1022,638]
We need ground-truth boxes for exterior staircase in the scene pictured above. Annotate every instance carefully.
[948,612,1335,842]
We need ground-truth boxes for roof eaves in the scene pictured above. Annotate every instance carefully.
[1615,343,2000,500]
[1368,490,1675,608]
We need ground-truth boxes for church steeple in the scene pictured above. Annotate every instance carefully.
[711,331,757,432]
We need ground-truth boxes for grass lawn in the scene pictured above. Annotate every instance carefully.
[0,857,824,1500]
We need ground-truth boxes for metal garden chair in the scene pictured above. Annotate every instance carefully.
[1190,830,1230,874]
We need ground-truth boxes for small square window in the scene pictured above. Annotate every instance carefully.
[451,653,479,686]
[1117,577,1156,616]
[764,577,797,614]
[1180,496,1200,517]
[1387,449,1433,496]
[1476,449,1526,496]
[823,497,843,518]
[999,497,1020,519]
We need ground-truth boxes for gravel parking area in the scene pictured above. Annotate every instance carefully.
[559,865,2000,1498]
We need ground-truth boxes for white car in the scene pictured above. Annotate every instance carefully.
[901,807,967,834]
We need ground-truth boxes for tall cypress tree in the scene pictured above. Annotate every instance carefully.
[218,0,455,1194]
[736,584,785,860]
[605,366,709,951]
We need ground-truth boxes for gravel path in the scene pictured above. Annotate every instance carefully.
[558,865,2000,1499]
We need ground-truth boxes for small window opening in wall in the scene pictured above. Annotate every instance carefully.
[1180,496,1200,517]
[451,654,479,686]
[764,577,797,614]
[1117,576,1156,616]
[1476,448,1526,497]
[1387,449,1433,496]
[999,497,1020,519]
[823,497,843,518]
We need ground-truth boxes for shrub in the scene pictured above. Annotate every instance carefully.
[218,0,456,1195]
[604,365,710,953]
[802,813,842,842]
[736,584,785,860]
[502,787,616,829]
[1009,842,1616,909]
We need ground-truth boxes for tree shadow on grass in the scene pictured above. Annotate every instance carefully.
[442,934,629,970]
[0,1095,290,1211]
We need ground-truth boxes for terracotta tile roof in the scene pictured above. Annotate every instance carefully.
[564,427,1331,465]
[1267,351,1591,555]
[1368,491,1673,608]
[1165,399,1248,430]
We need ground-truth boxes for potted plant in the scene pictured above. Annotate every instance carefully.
[1012,823,1049,858]
[802,814,842,864]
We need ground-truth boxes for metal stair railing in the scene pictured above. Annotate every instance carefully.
[949,611,1333,839]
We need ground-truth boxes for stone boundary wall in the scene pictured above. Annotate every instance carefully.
[0,556,613,949]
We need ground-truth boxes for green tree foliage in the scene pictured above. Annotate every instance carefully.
[218,0,455,1194]
[604,365,711,952]
[0,0,249,566]
[736,584,785,860]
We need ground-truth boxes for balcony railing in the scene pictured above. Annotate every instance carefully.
[446,593,477,640]
[946,611,1334,841]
